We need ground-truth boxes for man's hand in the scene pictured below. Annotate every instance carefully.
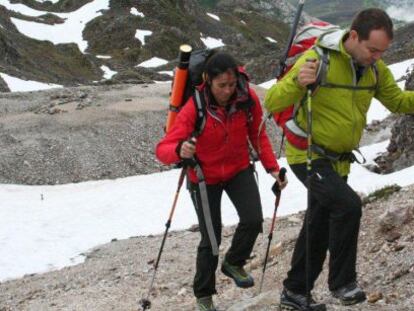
[297,59,319,88]
[179,138,197,159]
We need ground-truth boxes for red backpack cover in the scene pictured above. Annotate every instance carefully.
[273,21,340,149]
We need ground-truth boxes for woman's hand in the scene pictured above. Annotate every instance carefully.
[270,170,288,190]
[179,138,197,159]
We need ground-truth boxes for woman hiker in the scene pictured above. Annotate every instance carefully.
[156,52,287,311]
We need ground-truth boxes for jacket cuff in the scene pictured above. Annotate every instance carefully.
[175,140,185,159]
[266,165,280,173]
[293,76,306,90]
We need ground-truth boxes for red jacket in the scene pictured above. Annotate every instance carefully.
[156,84,279,184]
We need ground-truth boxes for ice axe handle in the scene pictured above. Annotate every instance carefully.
[271,167,287,195]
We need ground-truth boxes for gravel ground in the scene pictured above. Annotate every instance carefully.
[0,83,283,185]
[0,185,413,311]
[2,82,409,311]
[0,83,170,185]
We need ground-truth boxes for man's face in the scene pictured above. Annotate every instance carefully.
[350,29,391,66]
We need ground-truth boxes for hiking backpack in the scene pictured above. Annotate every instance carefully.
[181,48,212,138]
[273,21,379,151]
[173,48,254,138]
[273,21,341,150]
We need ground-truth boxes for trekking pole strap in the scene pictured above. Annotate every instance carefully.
[194,164,219,256]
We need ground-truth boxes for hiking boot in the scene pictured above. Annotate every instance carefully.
[331,281,366,305]
[280,288,326,311]
[196,296,216,311]
[221,260,254,288]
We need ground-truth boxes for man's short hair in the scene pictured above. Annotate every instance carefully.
[351,8,393,40]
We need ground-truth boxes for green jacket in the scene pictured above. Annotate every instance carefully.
[265,30,414,176]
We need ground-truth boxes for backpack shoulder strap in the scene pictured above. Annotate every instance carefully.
[192,89,207,137]
[372,63,379,90]
[290,47,328,118]
[314,46,378,91]
[313,46,329,89]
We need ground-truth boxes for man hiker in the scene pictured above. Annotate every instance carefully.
[265,8,414,310]
[156,52,287,311]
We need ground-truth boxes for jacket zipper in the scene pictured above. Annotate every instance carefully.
[207,108,228,181]
[350,60,357,150]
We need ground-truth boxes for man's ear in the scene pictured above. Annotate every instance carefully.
[349,30,359,42]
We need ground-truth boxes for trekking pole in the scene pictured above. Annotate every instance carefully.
[258,167,287,294]
[273,0,307,155]
[305,80,314,310]
[139,167,187,310]
[275,0,306,79]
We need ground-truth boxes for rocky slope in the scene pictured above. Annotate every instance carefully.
[286,0,382,27]
[286,0,410,27]
[0,183,412,311]
[0,47,412,311]
[0,82,282,185]
[0,83,169,184]
[1,0,413,91]
[0,76,413,310]
[383,22,414,65]
[0,0,297,90]
[1,66,413,186]
[373,68,414,173]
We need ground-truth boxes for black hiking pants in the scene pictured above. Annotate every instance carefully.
[190,166,263,298]
[283,159,362,294]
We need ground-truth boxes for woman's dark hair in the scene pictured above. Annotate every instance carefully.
[351,8,393,40]
[204,52,239,82]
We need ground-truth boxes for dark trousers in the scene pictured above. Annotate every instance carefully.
[283,159,362,294]
[190,166,263,298]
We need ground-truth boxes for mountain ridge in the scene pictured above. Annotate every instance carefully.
[0,0,298,91]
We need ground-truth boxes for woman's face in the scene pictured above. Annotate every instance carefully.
[210,69,237,106]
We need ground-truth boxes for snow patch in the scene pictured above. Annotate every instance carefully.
[1,140,414,281]
[7,0,110,53]
[34,0,60,3]
[158,71,174,77]
[137,57,169,68]
[387,5,414,23]
[135,29,152,46]
[259,79,277,90]
[207,13,220,21]
[0,72,62,92]
[266,37,277,43]
[96,55,112,59]
[100,66,117,80]
[130,7,144,17]
[201,36,225,49]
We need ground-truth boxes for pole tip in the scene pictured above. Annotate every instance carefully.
[139,298,151,310]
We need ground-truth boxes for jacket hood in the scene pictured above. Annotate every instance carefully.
[317,29,348,53]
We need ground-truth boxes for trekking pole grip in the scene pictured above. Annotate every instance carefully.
[271,167,287,195]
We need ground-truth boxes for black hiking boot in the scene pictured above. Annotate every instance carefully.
[221,260,254,288]
[279,288,326,311]
[331,281,366,305]
[196,296,216,311]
